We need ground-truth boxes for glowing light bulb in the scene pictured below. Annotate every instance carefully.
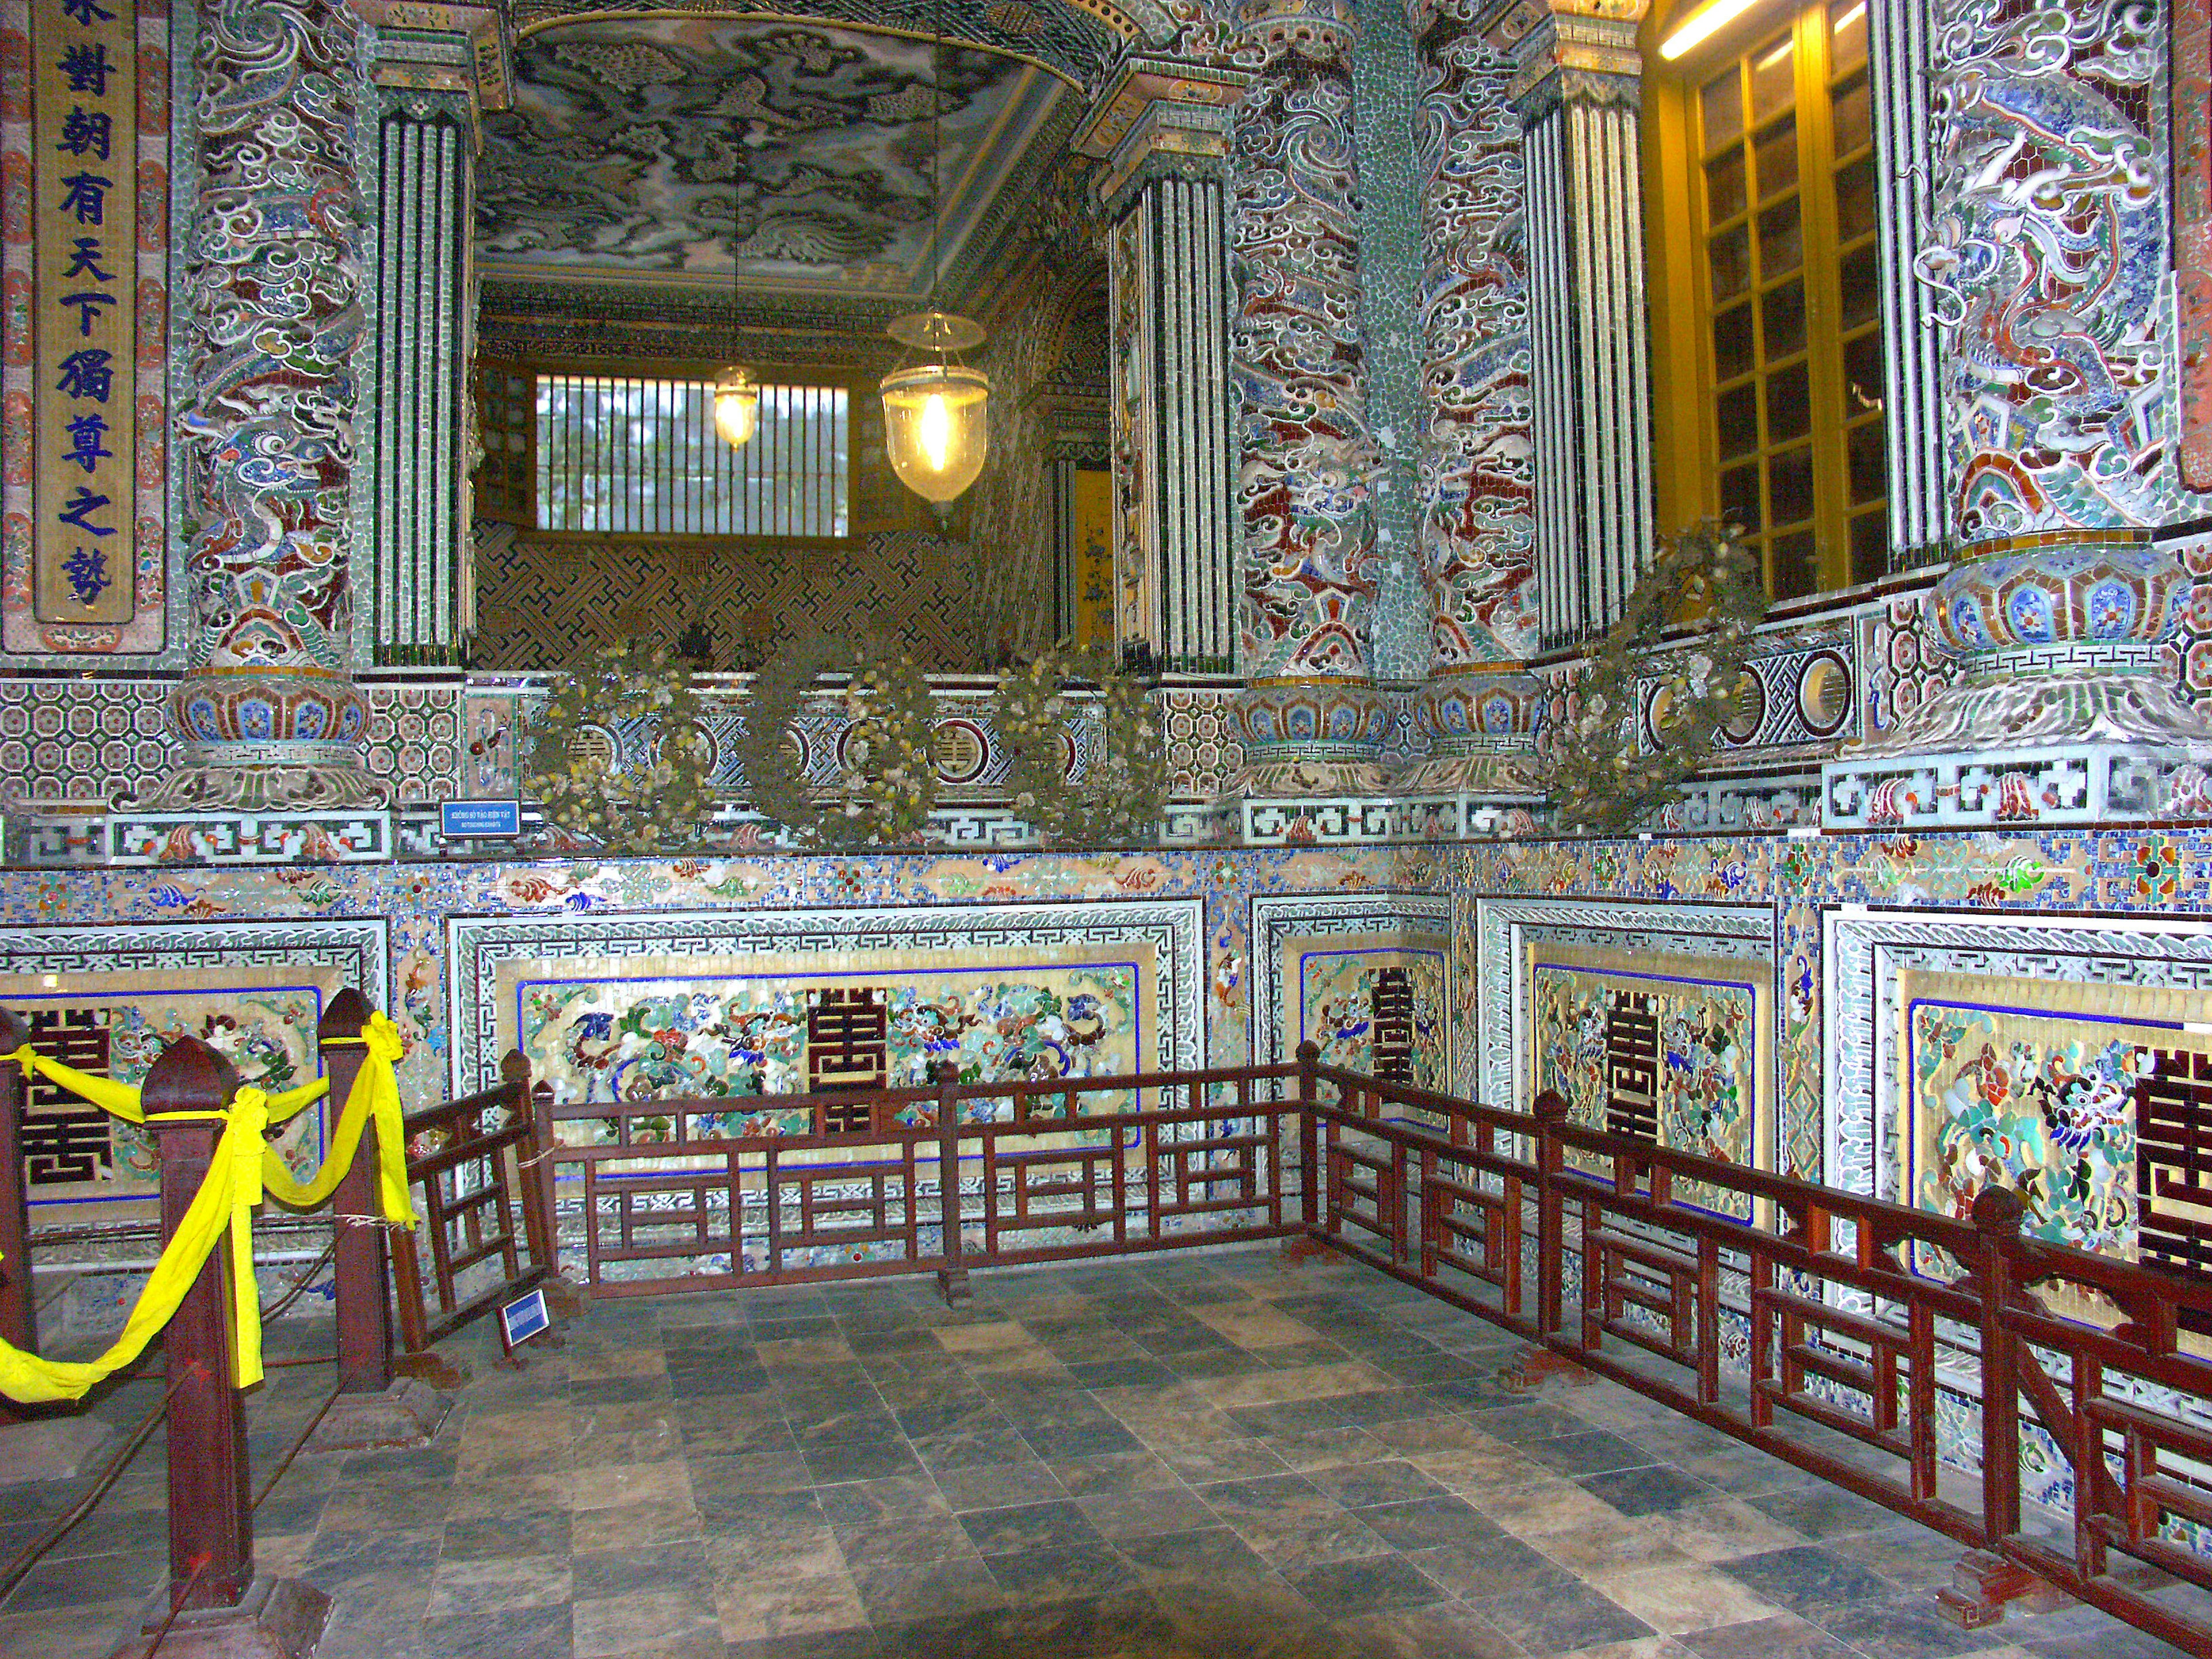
[920,392,950,472]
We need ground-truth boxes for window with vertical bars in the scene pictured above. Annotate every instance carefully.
[533,373,851,539]
[1664,0,1887,599]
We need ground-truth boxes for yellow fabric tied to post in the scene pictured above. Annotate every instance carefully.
[0,1012,418,1404]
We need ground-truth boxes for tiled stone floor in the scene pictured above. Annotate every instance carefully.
[0,1247,2197,1659]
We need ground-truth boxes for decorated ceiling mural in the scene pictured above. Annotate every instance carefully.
[477,19,1070,303]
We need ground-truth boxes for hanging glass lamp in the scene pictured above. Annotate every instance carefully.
[881,310,989,505]
[713,363,759,450]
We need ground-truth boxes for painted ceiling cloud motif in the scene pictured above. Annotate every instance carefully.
[478,19,1063,297]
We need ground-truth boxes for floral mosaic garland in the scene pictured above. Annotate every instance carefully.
[996,645,1168,846]
[738,635,938,847]
[1542,524,1768,834]
[524,640,713,854]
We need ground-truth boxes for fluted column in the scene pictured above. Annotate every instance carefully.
[1492,2,1650,653]
[145,0,381,810]
[1826,0,2212,830]
[1074,55,1247,679]
[1225,0,1389,801]
[1400,0,1543,802]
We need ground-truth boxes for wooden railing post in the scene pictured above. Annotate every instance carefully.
[308,992,449,1453]
[1974,1187,2026,1548]
[0,1009,31,1430]
[1298,1041,1321,1235]
[1533,1089,1569,1345]
[131,1034,327,1656]
[934,1060,969,1305]
[318,993,382,1398]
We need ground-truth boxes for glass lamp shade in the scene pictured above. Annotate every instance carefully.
[879,362,990,504]
[713,365,759,449]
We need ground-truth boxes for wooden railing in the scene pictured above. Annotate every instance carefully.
[533,1059,1305,1302]
[11,1012,2212,1653]
[1298,1060,2212,1650]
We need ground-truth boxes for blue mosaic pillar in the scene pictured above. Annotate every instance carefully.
[1825,0,2212,830]
[1495,2,1652,653]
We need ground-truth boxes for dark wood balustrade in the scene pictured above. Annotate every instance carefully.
[8,1018,2212,1653]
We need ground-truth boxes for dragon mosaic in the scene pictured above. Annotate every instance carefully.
[1410,0,1536,669]
[1919,0,2175,537]
[150,0,380,809]
[478,21,1027,284]
[1227,2,1380,684]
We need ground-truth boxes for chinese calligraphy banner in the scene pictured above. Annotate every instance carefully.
[32,0,137,626]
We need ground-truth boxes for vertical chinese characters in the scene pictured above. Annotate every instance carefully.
[31,0,136,623]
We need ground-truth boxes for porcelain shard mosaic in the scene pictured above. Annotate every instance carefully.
[1902,969,2212,1343]
[523,966,1143,1111]
[1532,950,1767,1221]
[1298,947,1447,1093]
[1,987,327,1211]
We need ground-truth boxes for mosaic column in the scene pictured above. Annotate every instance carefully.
[1225,0,1391,805]
[1825,0,2212,830]
[1399,0,1544,806]
[369,100,473,666]
[1075,56,1248,679]
[142,0,381,811]
[1493,1,1651,653]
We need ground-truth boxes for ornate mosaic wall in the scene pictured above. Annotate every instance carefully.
[470,530,983,673]
[1922,0,2180,537]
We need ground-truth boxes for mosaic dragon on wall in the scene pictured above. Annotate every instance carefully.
[1410,0,1536,669]
[149,0,377,809]
[1920,0,2175,537]
[1228,3,1380,683]
[478,20,1018,281]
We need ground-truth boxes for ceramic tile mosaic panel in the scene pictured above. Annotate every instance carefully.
[0,918,388,1216]
[1249,892,1452,1078]
[0,982,328,1217]
[1892,967,2212,1353]
[449,899,1205,1104]
[1296,939,1448,1092]
[516,959,1146,1107]
[1530,944,1770,1222]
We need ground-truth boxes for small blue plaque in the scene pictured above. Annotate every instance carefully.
[441,800,522,838]
[498,1286,551,1352]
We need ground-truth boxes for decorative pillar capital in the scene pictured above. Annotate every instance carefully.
[350,0,511,133]
[1479,0,1645,114]
[1071,55,1248,219]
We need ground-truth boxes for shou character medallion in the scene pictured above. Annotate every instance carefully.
[31,0,136,626]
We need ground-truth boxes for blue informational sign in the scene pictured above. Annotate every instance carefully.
[498,1286,551,1353]
[441,800,522,838]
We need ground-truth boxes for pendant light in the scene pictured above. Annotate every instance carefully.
[881,2,988,509]
[713,203,758,449]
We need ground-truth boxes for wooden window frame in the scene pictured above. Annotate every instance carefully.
[494,354,868,550]
[1645,0,1887,600]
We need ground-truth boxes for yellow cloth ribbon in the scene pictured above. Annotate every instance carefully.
[0,1015,418,1405]
[258,1014,419,1229]
[1,1046,326,1125]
